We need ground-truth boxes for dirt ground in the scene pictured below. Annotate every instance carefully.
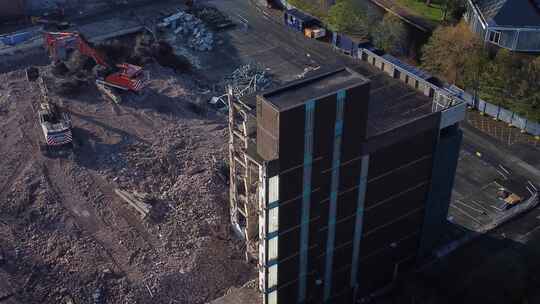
[0,56,255,303]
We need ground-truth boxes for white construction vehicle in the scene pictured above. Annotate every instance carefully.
[26,67,74,156]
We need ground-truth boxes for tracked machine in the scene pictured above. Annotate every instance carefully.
[43,31,147,103]
[26,67,74,156]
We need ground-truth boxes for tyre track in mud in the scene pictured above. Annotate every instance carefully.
[89,101,162,250]
[0,77,40,208]
[42,158,143,281]
[85,168,161,250]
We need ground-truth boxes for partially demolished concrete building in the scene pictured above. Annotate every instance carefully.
[228,66,466,304]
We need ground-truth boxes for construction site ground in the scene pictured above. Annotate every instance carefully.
[2,0,540,303]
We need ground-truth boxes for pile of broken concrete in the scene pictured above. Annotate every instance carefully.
[159,11,214,52]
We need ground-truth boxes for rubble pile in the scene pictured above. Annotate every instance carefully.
[223,63,273,98]
[116,124,225,201]
[108,123,255,303]
[162,11,215,52]
[1,163,131,304]
[0,64,255,303]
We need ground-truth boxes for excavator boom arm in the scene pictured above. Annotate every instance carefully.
[44,32,110,68]
[44,31,146,92]
[75,35,110,68]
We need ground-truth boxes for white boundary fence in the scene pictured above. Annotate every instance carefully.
[358,47,464,112]
[351,45,540,136]
[447,85,540,136]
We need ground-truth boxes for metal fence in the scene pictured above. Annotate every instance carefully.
[346,39,540,136]
[358,47,464,112]
[447,85,540,136]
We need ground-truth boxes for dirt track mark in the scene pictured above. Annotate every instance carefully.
[43,157,156,282]
[69,109,152,145]
[42,160,143,281]
[0,88,40,204]
[43,160,99,232]
[0,160,34,205]
[86,170,160,250]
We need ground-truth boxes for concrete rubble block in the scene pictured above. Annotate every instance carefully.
[163,9,215,52]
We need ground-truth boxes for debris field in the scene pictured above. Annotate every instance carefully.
[0,27,257,303]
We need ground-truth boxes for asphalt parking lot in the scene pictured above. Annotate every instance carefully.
[450,134,536,233]
[202,0,376,84]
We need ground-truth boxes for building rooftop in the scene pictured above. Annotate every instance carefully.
[261,67,369,111]
[364,73,433,136]
[240,63,436,139]
[346,63,435,137]
[471,0,540,27]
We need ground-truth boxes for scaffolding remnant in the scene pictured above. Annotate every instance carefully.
[227,87,262,262]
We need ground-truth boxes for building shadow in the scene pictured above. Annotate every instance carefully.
[374,220,540,304]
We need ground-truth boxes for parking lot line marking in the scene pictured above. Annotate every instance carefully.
[468,200,491,213]
[523,225,540,238]
[496,169,507,180]
[489,205,505,212]
[493,181,502,187]
[454,200,485,214]
[498,164,510,175]
[528,181,537,192]
[450,205,483,225]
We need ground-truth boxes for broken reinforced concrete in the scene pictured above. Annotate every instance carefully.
[115,189,152,218]
[228,66,466,304]
[158,10,214,51]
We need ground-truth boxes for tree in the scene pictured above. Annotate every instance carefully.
[474,51,540,122]
[324,0,370,36]
[460,46,489,106]
[421,21,482,84]
[371,13,408,56]
[478,49,518,109]
[506,56,540,122]
[524,57,540,122]
[287,0,327,19]
[421,21,540,122]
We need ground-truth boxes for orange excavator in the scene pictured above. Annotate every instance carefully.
[43,32,146,101]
